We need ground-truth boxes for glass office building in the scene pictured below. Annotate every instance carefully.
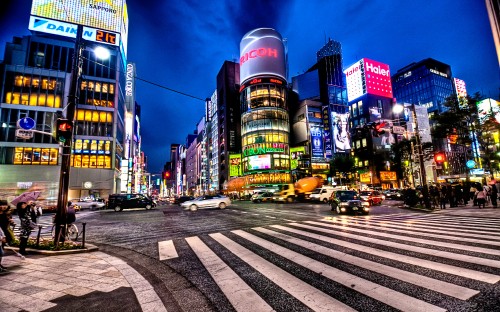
[392,58,455,116]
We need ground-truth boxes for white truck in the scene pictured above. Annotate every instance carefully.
[309,185,347,203]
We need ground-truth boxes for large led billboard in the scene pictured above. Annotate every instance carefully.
[31,0,127,35]
[344,58,393,101]
[248,155,271,170]
[454,78,467,98]
[240,28,286,84]
[331,112,351,153]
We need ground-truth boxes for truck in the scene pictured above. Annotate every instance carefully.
[309,185,336,203]
[272,177,322,203]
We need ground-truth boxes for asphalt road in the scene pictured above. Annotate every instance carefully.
[27,200,500,311]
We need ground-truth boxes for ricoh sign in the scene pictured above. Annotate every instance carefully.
[239,28,286,84]
[344,58,393,101]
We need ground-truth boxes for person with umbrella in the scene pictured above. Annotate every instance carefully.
[16,202,35,256]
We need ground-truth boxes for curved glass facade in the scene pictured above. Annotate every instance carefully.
[240,80,291,184]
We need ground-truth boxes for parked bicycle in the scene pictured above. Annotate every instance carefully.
[51,223,79,241]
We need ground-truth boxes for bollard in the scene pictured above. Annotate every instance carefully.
[82,222,86,248]
[36,225,42,247]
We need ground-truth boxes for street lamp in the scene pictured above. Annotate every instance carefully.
[54,25,110,243]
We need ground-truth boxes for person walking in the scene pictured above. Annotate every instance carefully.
[0,200,15,245]
[17,202,34,256]
[475,188,487,209]
[0,227,6,272]
[491,183,498,208]
[439,186,447,209]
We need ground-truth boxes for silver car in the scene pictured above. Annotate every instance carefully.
[181,195,231,211]
[70,199,106,210]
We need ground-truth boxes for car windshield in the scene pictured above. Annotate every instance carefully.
[359,192,371,196]
[311,188,322,194]
[338,191,358,200]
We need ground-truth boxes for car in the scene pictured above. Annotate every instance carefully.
[108,193,156,212]
[330,190,370,215]
[70,199,106,210]
[383,189,403,200]
[181,195,231,211]
[251,191,274,203]
[172,196,195,205]
[359,190,385,206]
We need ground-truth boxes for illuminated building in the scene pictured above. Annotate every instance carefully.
[0,0,131,201]
[239,28,291,187]
[344,58,397,188]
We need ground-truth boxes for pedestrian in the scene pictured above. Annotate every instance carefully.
[475,188,487,209]
[0,200,15,245]
[0,227,6,272]
[470,184,477,205]
[491,184,498,208]
[439,186,447,209]
[17,202,35,256]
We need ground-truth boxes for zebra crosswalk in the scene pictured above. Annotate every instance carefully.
[159,213,500,311]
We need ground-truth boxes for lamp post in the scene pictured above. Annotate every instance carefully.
[54,25,111,243]
[54,25,83,243]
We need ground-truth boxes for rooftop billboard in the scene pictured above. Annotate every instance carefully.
[240,28,286,84]
[31,0,128,35]
[344,58,393,101]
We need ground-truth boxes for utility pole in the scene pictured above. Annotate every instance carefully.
[55,25,83,244]
[412,103,431,209]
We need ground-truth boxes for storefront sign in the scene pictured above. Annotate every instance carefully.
[379,171,397,181]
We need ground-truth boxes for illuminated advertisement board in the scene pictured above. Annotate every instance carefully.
[229,154,242,177]
[344,58,393,101]
[290,146,306,170]
[322,106,332,158]
[243,143,288,157]
[454,78,467,98]
[248,155,271,170]
[331,112,351,153]
[477,98,500,124]
[240,28,286,84]
[344,60,364,102]
[363,58,393,98]
[310,126,323,158]
[31,0,127,35]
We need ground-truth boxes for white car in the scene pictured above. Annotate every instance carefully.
[70,199,106,210]
[181,195,231,211]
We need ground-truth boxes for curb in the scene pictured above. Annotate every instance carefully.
[5,243,99,256]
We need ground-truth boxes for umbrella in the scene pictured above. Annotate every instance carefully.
[10,191,41,205]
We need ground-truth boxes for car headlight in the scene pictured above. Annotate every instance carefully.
[362,201,370,207]
[340,207,346,212]
[340,202,348,207]
[363,207,370,211]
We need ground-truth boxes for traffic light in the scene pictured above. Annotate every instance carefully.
[55,118,73,143]
[434,152,446,165]
[164,171,171,179]
[370,121,386,137]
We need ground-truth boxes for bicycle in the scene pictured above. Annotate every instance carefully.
[51,223,79,241]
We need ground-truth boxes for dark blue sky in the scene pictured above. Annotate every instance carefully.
[1,0,499,173]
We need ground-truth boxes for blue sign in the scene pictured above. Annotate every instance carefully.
[17,117,36,130]
[310,126,324,158]
[466,160,476,169]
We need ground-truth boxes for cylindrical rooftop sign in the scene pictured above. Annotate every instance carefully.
[239,28,286,84]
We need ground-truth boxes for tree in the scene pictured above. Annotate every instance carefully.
[329,154,356,184]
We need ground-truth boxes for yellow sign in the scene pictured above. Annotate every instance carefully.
[360,172,371,183]
[380,171,397,181]
[31,0,126,34]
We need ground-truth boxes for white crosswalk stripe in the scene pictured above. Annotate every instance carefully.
[158,212,500,311]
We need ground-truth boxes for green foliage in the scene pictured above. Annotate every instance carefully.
[9,237,83,251]
[329,154,356,176]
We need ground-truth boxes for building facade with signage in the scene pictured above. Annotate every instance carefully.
[344,57,398,188]
[0,0,130,204]
[239,28,291,187]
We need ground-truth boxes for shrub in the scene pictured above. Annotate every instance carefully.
[9,237,83,251]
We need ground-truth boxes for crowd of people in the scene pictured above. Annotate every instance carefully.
[402,181,499,209]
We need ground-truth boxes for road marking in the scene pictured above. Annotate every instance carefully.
[209,233,356,312]
[231,230,447,312]
[264,215,277,219]
[299,221,500,269]
[185,236,274,312]
[158,240,178,260]
[270,224,500,284]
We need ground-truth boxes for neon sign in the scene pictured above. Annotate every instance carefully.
[243,143,287,157]
[240,48,278,65]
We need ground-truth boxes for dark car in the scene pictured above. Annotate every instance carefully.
[330,190,370,215]
[173,196,195,205]
[384,189,403,200]
[108,194,156,212]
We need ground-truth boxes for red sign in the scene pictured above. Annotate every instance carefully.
[240,48,278,66]
[363,58,393,98]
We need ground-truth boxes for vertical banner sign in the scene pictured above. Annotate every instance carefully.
[290,146,306,170]
[310,126,324,158]
[322,106,332,159]
[229,154,242,177]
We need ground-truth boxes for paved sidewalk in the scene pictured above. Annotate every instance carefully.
[0,250,167,312]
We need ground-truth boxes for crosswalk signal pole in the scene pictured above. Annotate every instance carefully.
[55,25,83,244]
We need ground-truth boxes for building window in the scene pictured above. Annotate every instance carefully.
[13,147,58,165]
[74,109,113,137]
